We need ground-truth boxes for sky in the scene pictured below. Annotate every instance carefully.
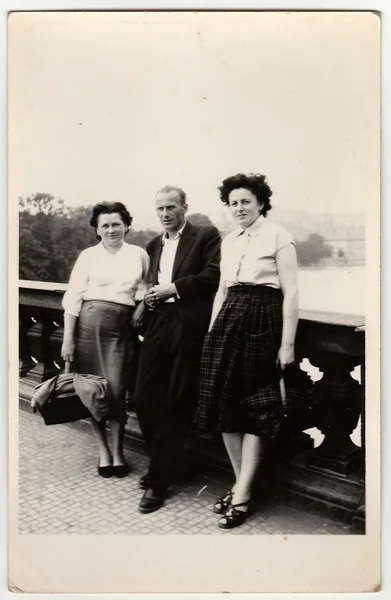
[8,12,379,230]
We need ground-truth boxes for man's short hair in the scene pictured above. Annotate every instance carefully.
[156,185,187,206]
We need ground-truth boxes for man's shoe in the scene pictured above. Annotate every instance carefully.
[138,487,167,514]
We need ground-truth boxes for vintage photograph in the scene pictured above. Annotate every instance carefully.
[8,9,380,593]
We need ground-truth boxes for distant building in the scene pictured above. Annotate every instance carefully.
[210,208,366,264]
[324,237,365,264]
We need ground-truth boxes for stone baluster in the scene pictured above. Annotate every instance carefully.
[360,357,366,481]
[51,320,65,370]
[25,308,60,384]
[352,325,365,533]
[307,349,363,476]
[356,326,366,481]
[19,309,37,377]
[270,336,317,462]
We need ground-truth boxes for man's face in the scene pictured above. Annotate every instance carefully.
[155,190,187,233]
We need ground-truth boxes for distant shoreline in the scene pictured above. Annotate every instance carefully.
[299,262,365,270]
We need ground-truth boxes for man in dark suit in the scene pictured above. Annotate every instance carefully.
[132,185,221,513]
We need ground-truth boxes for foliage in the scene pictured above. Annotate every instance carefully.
[129,229,158,249]
[187,213,214,227]
[296,233,333,266]
[19,194,335,283]
[19,194,158,284]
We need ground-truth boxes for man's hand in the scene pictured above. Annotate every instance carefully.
[145,284,177,306]
[131,301,146,328]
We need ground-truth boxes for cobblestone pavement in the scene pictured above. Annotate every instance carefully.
[19,409,350,535]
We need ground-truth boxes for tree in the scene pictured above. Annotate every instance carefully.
[19,221,53,281]
[19,194,159,283]
[19,195,98,283]
[19,194,65,282]
[187,213,214,227]
[50,205,97,282]
[296,233,333,267]
[128,228,158,249]
[19,193,67,216]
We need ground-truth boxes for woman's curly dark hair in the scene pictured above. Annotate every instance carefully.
[89,201,133,230]
[218,173,273,216]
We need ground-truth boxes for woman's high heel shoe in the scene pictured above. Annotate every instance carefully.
[97,465,113,478]
[217,500,252,529]
[113,462,130,478]
[213,490,233,514]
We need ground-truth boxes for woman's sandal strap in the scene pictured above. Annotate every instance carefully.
[218,502,252,529]
[220,501,251,520]
[230,500,250,509]
[214,490,233,513]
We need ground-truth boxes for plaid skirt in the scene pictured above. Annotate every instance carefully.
[195,285,284,437]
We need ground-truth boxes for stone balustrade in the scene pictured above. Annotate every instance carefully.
[18,279,366,532]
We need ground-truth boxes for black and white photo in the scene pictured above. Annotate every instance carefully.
[8,10,380,594]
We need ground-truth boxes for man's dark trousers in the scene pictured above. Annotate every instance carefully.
[135,221,221,490]
[135,303,202,489]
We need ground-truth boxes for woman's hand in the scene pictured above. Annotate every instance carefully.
[131,301,146,328]
[144,289,158,309]
[277,344,295,371]
[61,339,76,363]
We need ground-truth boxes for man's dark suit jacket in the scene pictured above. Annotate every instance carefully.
[145,221,221,338]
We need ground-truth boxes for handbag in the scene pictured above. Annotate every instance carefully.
[31,362,109,426]
[278,363,315,433]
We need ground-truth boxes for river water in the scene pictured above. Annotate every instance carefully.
[299,265,365,316]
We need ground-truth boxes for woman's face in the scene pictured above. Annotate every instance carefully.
[96,212,127,249]
[228,188,263,229]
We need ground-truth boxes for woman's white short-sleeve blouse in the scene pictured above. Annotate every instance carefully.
[221,215,295,290]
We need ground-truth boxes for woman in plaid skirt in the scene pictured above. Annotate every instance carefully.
[195,173,299,529]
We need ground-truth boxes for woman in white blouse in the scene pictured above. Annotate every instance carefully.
[195,173,299,529]
[61,202,150,478]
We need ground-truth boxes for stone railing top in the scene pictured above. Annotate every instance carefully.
[19,280,68,293]
[299,309,365,329]
[19,280,365,329]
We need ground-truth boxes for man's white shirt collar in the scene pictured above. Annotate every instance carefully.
[162,221,187,244]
